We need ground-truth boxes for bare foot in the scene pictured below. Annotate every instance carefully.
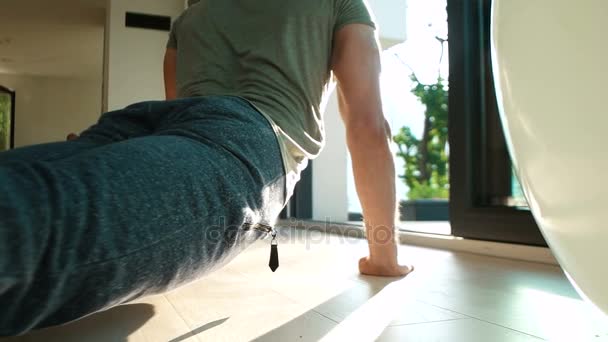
[358,256,414,277]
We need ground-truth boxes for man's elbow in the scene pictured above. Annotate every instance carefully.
[346,118,389,148]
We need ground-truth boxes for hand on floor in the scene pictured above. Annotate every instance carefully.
[358,256,414,277]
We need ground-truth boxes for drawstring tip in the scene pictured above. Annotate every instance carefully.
[269,230,279,272]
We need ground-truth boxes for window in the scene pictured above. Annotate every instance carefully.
[283,0,544,246]
[0,86,15,151]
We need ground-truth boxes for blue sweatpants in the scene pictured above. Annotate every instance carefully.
[0,96,286,335]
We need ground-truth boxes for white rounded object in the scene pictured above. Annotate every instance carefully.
[491,0,608,315]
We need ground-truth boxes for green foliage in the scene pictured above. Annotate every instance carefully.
[0,93,11,150]
[393,74,449,200]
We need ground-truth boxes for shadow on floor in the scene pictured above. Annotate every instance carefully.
[168,317,230,342]
[0,303,156,342]
[250,275,396,342]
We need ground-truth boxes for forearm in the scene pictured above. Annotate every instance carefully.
[163,49,177,100]
[348,130,398,258]
[332,24,412,276]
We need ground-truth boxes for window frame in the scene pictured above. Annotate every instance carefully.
[447,0,546,246]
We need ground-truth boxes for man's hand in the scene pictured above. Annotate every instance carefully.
[359,256,414,277]
[360,227,414,277]
[331,24,413,277]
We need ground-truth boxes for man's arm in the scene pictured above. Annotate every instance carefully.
[163,48,178,100]
[331,24,413,277]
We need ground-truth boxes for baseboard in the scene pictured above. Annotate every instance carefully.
[277,219,558,266]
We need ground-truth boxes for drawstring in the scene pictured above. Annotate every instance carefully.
[244,222,279,272]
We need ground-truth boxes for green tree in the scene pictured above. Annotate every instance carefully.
[393,73,449,200]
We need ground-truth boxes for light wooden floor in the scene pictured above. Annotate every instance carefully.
[3,227,608,342]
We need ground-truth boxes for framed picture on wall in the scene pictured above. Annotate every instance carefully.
[0,86,15,151]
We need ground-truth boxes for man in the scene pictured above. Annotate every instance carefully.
[0,0,412,336]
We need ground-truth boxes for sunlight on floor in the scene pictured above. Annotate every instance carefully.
[2,228,607,341]
[514,287,608,341]
[319,279,416,341]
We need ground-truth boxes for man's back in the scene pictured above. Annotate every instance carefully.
[168,0,374,179]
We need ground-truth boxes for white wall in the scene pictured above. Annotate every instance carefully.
[312,93,349,222]
[0,74,102,147]
[312,0,407,221]
[104,0,184,111]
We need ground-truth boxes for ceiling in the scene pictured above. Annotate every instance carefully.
[0,0,106,79]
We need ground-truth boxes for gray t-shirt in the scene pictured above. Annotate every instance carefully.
[168,0,375,201]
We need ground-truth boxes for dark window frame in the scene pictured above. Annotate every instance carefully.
[447,0,546,246]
